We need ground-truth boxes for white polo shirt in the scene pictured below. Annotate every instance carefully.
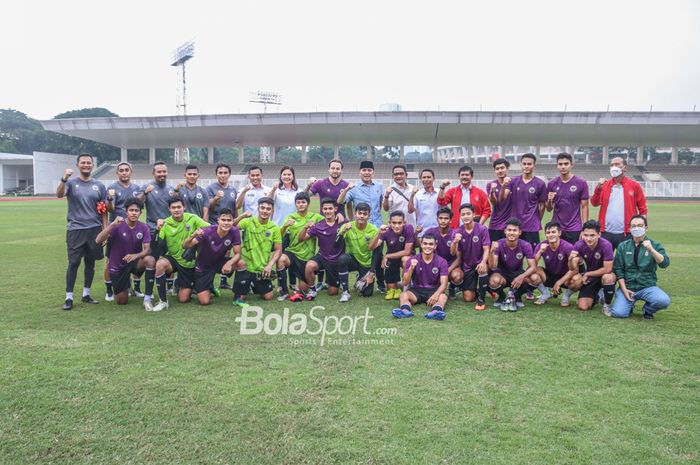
[385,182,416,226]
[412,187,439,236]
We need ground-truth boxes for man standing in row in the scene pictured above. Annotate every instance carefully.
[382,164,416,226]
[438,165,490,229]
[510,153,547,250]
[546,152,589,244]
[176,164,210,221]
[207,163,238,290]
[408,168,439,236]
[236,165,270,215]
[487,159,514,242]
[57,153,107,310]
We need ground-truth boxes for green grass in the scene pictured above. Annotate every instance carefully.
[1,200,699,464]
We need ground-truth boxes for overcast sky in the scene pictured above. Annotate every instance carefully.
[2,0,699,120]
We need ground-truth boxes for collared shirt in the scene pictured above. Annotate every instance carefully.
[344,181,384,227]
[144,181,175,231]
[412,187,439,236]
[242,185,271,216]
[206,182,237,224]
[385,182,416,225]
[459,185,473,226]
[181,184,210,220]
[107,181,142,221]
[65,177,108,231]
[604,184,625,234]
[272,186,301,226]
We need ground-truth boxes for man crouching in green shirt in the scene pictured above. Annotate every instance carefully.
[152,197,210,312]
[337,202,381,302]
[611,215,671,320]
[232,197,283,307]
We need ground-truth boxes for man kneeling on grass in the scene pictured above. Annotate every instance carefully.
[182,209,243,306]
[392,233,449,320]
[95,199,154,306]
[533,221,577,306]
[232,197,282,307]
[488,218,541,311]
[370,211,415,301]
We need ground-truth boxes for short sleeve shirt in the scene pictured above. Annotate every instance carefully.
[158,212,210,268]
[344,182,384,227]
[494,239,535,274]
[145,181,175,231]
[412,188,439,235]
[206,183,237,224]
[486,179,514,231]
[385,183,416,226]
[343,221,379,268]
[573,238,614,272]
[380,224,415,254]
[272,186,302,226]
[308,219,346,264]
[423,227,456,263]
[511,176,547,232]
[455,222,491,271]
[108,221,150,275]
[107,182,142,221]
[238,216,282,273]
[181,184,210,220]
[242,185,271,216]
[547,176,590,232]
[405,253,449,289]
[65,178,107,231]
[538,240,574,276]
[310,178,349,211]
[283,211,324,261]
[195,225,242,272]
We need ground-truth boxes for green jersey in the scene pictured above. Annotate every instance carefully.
[158,212,210,268]
[344,221,379,267]
[239,216,282,273]
[283,211,324,261]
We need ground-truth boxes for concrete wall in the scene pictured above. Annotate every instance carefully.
[1,165,33,192]
[33,151,78,194]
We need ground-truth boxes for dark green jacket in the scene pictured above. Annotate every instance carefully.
[613,237,669,291]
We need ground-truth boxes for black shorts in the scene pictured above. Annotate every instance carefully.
[460,268,478,291]
[166,256,195,289]
[521,231,541,250]
[309,254,340,288]
[493,270,521,288]
[233,269,274,296]
[409,287,440,305]
[489,229,505,242]
[578,276,602,300]
[110,262,137,295]
[67,226,104,262]
[384,258,402,284]
[544,270,568,288]
[194,257,231,294]
[283,251,308,284]
[561,231,581,245]
[602,231,628,250]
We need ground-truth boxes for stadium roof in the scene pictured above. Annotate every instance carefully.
[40,111,700,149]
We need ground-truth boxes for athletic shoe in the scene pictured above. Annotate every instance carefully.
[493,300,504,309]
[424,309,446,320]
[143,300,154,312]
[82,295,99,304]
[475,300,487,311]
[393,288,401,299]
[377,283,387,294]
[392,308,414,318]
[211,287,221,298]
[305,289,318,301]
[339,291,352,303]
[168,287,177,296]
[152,301,169,312]
[602,304,612,317]
[515,300,525,309]
[355,273,370,292]
[288,291,304,303]
[314,281,327,292]
[62,299,73,311]
[232,298,249,308]
[219,283,233,291]
[597,288,605,306]
[277,293,289,302]
[560,290,572,307]
[525,291,536,301]
[643,312,654,320]
[133,289,145,298]
[105,293,114,302]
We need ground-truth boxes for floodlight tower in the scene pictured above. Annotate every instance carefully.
[171,41,195,163]
[249,91,281,163]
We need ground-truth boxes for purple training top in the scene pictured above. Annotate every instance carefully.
[108,221,151,275]
[486,179,514,231]
[572,237,614,272]
[404,253,449,289]
[494,238,534,274]
[310,178,349,212]
[454,222,491,272]
[511,176,547,232]
[195,225,242,273]
[547,175,589,232]
[308,219,345,263]
[380,224,415,254]
[423,227,456,263]
[538,240,574,277]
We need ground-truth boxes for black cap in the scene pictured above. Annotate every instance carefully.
[359,161,374,170]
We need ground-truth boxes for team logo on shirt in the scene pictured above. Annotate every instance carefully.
[431,267,439,274]
[516,252,523,260]
[594,252,601,259]
[92,185,98,191]
[196,193,203,199]
[398,236,405,243]
[122,232,127,237]
[265,231,271,237]
[557,253,563,260]
[224,239,232,247]
[365,236,371,242]
[185,224,191,230]
[472,236,479,243]
[136,232,143,240]
[230,192,235,198]
[327,188,331,193]
[446,240,452,247]
[168,190,174,195]
[528,187,535,194]
[570,186,577,192]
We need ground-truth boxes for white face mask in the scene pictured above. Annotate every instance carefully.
[610,166,623,178]
[630,226,646,238]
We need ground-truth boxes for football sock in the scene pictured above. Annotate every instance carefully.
[82,287,91,298]
[400,304,412,312]
[156,274,168,302]
[133,278,141,293]
[145,268,155,297]
[491,285,506,301]
[477,275,489,302]
[603,284,615,305]
[105,281,113,296]
[277,268,289,295]
[220,275,228,287]
[431,305,444,312]
[339,271,349,292]
[66,292,74,301]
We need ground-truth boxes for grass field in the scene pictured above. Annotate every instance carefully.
[1,200,699,464]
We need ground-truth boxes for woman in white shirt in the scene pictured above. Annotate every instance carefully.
[269,166,301,226]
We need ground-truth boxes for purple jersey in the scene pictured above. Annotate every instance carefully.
[486,179,514,230]
[310,178,349,211]
[308,219,345,263]
[404,253,449,289]
[195,225,242,272]
[511,176,547,232]
[108,221,150,275]
[494,239,534,274]
[423,227,456,262]
[573,238,614,272]
[455,223,491,271]
[380,224,415,254]
[538,240,574,277]
[547,176,590,232]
